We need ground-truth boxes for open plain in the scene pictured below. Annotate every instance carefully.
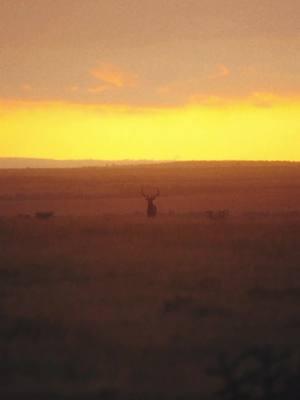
[0,162,300,399]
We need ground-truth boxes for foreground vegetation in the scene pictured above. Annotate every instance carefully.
[0,215,300,399]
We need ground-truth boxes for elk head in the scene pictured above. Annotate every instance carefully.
[141,187,160,217]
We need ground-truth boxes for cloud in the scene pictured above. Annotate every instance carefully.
[157,84,172,95]
[90,63,137,88]
[249,92,282,108]
[188,91,298,108]
[21,84,32,91]
[68,85,80,92]
[209,64,230,79]
[156,79,196,100]
[188,94,229,106]
[87,85,108,94]
[240,66,256,76]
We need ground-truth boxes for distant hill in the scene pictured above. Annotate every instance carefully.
[0,158,298,169]
[0,158,157,169]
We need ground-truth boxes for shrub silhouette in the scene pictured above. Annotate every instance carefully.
[207,346,300,399]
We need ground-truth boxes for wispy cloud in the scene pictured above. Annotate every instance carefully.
[67,85,80,92]
[250,92,282,108]
[21,84,32,91]
[156,79,196,97]
[87,85,108,94]
[90,63,137,88]
[188,91,296,108]
[240,66,256,76]
[189,94,228,106]
[209,64,230,79]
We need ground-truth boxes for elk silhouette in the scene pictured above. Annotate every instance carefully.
[206,209,230,220]
[141,187,160,218]
[35,211,54,220]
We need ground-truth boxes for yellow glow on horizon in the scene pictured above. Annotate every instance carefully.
[1,97,300,161]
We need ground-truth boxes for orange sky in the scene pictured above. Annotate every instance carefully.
[0,0,299,160]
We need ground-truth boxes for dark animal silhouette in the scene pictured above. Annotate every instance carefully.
[206,209,230,220]
[141,187,160,218]
[17,214,31,219]
[35,211,54,220]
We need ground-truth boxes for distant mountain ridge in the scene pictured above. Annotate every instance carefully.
[0,158,157,169]
[0,158,298,169]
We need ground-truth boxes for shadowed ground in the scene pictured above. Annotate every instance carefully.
[0,162,300,399]
[1,215,300,399]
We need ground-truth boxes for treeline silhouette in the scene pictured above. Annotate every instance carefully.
[207,346,300,400]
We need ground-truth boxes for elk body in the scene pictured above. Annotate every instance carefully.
[141,188,160,218]
[206,209,230,220]
[35,211,54,220]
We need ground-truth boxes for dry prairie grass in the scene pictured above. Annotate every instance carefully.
[0,163,300,398]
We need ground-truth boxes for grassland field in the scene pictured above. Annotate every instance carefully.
[0,162,300,399]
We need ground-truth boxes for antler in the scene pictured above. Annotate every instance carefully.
[149,188,160,200]
[153,188,160,199]
[141,187,160,200]
[141,186,147,198]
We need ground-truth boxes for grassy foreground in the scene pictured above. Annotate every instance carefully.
[0,215,300,399]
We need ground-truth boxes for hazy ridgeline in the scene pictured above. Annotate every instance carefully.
[0,161,300,216]
[0,162,300,399]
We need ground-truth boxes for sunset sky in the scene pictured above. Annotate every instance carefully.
[0,0,299,160]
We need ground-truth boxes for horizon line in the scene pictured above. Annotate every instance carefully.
[0,157,300,166]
